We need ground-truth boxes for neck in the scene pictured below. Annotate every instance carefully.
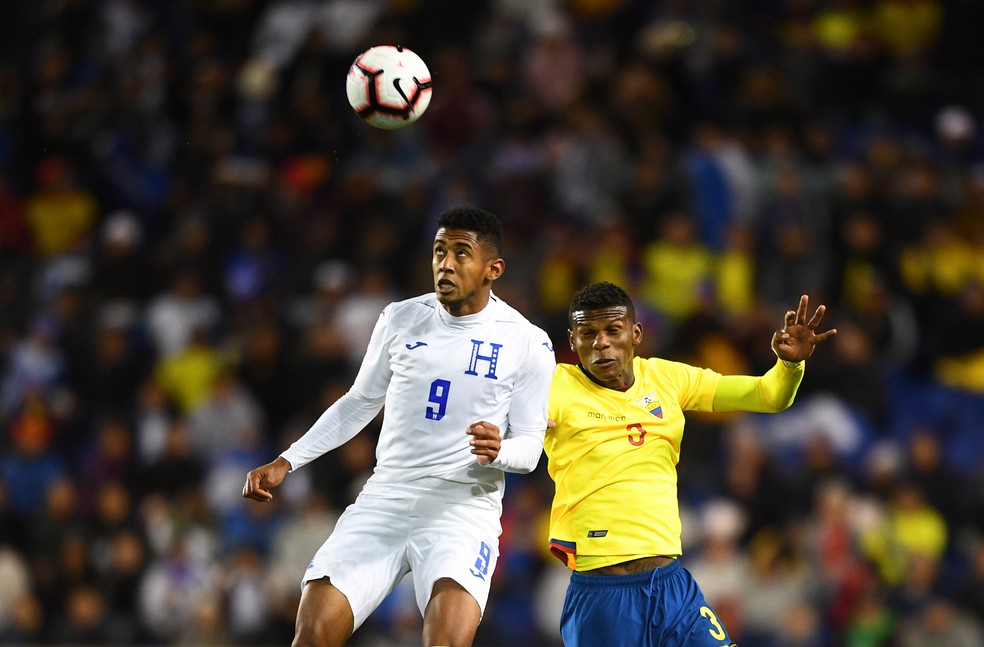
[441,291,491,317]
[578,363,634,390]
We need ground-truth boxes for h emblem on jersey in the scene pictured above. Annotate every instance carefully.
[465,339,501,379]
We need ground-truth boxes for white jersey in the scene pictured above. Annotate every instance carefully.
[281,292,556,493]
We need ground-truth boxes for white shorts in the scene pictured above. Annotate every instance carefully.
[303,477,503,630]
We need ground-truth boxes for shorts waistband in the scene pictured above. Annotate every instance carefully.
[570,558,680,588]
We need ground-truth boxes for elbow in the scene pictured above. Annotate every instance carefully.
[520,457,541,474]
[509,456,540,475]
[506,453,541,475]
[771,398,796,413]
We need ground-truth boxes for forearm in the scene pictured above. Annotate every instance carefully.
[488,338,553,474]
[487,430,544,474]
[712,359,805,413]
[280,388,385,471]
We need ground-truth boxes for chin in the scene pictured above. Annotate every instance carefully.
[596,370,621,384]
[436,293,462,309]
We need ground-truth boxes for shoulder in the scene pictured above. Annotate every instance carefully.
[383,293,439,320]
[635,355,690,371]
[632,356,696,373]
[552,362,584,386]
[548,364,599,417]
[634,355,714,383]
[490,295,551,339]
[488,295,529,323]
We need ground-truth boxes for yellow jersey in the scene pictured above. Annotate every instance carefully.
[545,356,803,571]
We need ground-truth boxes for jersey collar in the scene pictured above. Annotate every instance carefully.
[436,291,499,328]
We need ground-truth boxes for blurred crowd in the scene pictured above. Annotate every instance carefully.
[2,0,984,645]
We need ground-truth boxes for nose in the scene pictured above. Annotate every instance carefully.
[437,255,455,271]
[592,333,609,349]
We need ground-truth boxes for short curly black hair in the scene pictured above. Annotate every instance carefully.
[437,206,504,257]
[568,281,636,327]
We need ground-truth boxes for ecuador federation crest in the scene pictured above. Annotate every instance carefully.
[635,391,663,418]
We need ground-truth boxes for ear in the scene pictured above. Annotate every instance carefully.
[567,329,574,350]
[632,321,643,347]
[486,258,505,281]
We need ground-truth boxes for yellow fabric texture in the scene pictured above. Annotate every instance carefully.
[545,357,803,571]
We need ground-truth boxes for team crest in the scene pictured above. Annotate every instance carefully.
[635,392,663,418]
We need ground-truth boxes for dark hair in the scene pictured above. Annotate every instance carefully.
[437,206,504,257]
[568,282,636,326]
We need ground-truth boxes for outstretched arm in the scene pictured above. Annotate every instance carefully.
[242,307,393,502]
[713,295,836,413]
[241,388,385,502]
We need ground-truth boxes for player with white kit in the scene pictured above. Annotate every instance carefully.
[243,206,555,647]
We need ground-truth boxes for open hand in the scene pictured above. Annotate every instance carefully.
[772,295,837,363]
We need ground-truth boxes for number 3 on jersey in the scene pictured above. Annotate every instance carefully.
[426,379,451,420]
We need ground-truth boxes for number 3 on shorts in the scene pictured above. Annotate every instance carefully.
[699,605,727,641]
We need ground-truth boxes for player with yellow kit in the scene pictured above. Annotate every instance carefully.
[545,282,836,646]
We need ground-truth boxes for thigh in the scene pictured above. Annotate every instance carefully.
[422,578,482,647]
[560,577,650,647]
[304,494,412,630]
[559,563,734,647]
[667,603,735,647]
[661,567,736,647]
[665,603,734,647]
[294,579,354,647]
[407,489,501,619]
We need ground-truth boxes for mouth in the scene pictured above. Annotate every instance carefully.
[436,278,455,294]
[593,358,616,368]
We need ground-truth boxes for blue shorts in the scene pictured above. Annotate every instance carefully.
[560,559,736,647]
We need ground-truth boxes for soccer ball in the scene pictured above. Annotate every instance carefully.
[346,45,433,130]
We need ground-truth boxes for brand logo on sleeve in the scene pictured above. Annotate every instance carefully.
[406,341,428,350]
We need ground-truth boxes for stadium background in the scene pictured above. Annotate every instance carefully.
[2,0,984,645]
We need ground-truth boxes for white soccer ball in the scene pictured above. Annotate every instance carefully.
[346,45,433,130]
